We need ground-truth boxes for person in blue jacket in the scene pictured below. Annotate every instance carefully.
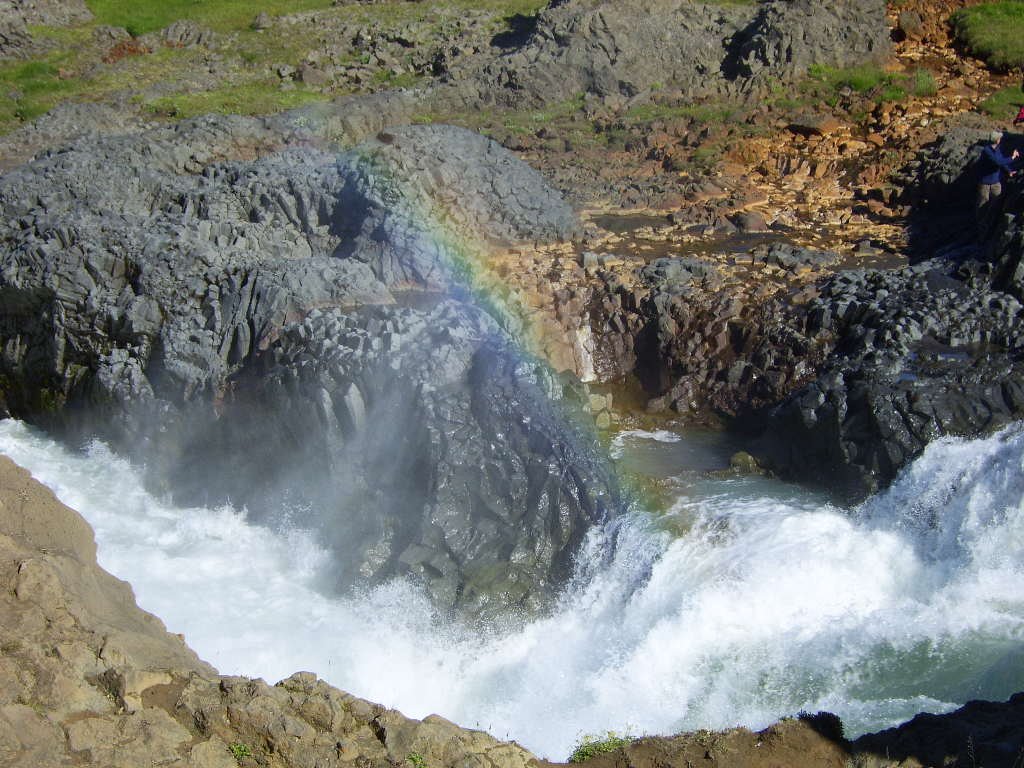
[978,130,1019,207]
[977,130,1020,234]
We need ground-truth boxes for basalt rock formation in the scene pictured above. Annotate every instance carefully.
[0,115,618,618]
[754,124,1024,496]
[758,258,1024,497]
[452,0,889,109]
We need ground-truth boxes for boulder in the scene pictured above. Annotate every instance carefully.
[0,117,618,618]
[456,0,889,108]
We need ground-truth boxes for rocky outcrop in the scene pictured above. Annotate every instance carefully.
[757,258,1024,498]
[0,0,92,59]
[176,301,614,616]
[452,0,889,109]
[0,455,542,768]
[467,0,757,108]
[729,0,890,85]
[744,119,1024,497]
[0,117,618,618]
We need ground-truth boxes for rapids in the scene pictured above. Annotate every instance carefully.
[1,418,1022,759]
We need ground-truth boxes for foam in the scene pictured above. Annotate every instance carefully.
[1,419,1022,758]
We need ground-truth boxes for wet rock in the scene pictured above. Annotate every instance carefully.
[200,302,618,616]
[757,260,1024,498]
[0,117,613,618]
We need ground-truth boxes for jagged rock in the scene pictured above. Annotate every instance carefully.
[0,117,615,618]
[756,260,1024,498]
[454,0,889,108]
[176,301,617,616]
[730,0,890,84]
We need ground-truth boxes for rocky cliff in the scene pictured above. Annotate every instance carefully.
[0,115,619,619]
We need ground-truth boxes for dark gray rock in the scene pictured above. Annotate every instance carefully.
[333,124,580,290]
[757,260,1024,498]
[448,0,888,109]
[187,301,617,617]
[0,117,614,619]
[729,0,890,84]
[892,113,1001,256]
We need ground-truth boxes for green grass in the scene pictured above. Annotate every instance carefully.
[228,742,252,763]
[980,84,1024,117]
[804,64,939,108]
[86,0,548,37]
[568,732,634,763]
[808,63,889,94]
[86,0,335,36]
[0,56,81,124]
[622,101,739,125]
[951,0,1024,71]
[144,81,327,118]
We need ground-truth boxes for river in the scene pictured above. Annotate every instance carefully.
[1,418,1021,759]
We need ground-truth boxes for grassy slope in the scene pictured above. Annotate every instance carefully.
[0,0,968,174]
[952,0,1024,71]
[0,0,548,133]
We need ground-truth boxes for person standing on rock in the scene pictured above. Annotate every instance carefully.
[976,130,1019,235]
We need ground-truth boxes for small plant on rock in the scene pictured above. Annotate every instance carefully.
[406,751,428,768]
[229,742,253,763]
[568,731,633,763]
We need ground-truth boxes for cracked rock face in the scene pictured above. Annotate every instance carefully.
[454,0,888,108]
[0,116,617,619]
[758,259,1024,499]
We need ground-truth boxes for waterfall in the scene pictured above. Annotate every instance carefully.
[1,419,1021,759]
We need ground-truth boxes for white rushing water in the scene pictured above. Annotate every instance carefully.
[1,418,1022,758]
